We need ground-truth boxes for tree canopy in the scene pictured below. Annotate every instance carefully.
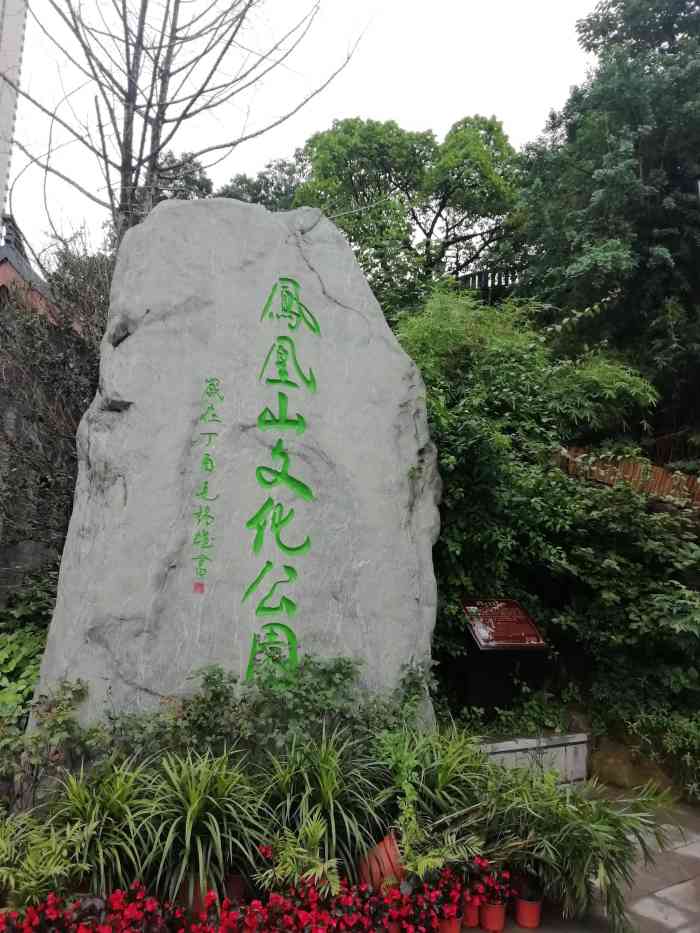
[221,116,519,316]
[216,157,305,212]
[293,116,518,315]
[398,290,700,711]
[516,0,700,439]
[577,0,700,54]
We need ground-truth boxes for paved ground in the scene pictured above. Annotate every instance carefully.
[522,804,700,932]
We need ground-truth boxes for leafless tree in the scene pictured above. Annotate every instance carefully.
[7,1,354,241]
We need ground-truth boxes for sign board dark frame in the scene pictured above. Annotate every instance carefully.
[463,599,546,651]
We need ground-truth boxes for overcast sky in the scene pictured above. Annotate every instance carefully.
[12,0,597,255]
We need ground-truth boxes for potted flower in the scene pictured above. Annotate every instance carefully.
[370,884,406,932]
[514,870,543,929]
[460,856,488,929]
[462,888,482,929]
[478,868,512,933]
[433,867,463,933]
[330,880,378,932]
[404,885,438,933]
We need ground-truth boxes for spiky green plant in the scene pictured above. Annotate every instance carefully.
[377,725,674,932]
[541,781,672,933]
[144,749,265,903]
[261,728,388,880]
[49,759,150,894]
[0,812,87,905]
[256,811,341,896]
[376,728,484,883]
[376,725,488,820]
[468,764,673,933]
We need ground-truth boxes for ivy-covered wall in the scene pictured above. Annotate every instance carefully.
[0,291,98,604]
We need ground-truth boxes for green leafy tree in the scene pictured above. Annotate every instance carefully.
[217,154,306,211]
[517,0,700,438]
[398,290,700,708]
[293,116,518,316]
[123,152,214,227]
[577,0,700,54]
[152,151,213,203]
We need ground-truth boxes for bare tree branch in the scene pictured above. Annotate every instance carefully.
[29,4,124,99]
[0,71,121,170]
[13,140,112,210]
[95,96,117,220]
[166,42,356,170]
[43,0,128,95]
[21,0,358,241]
[153,0,253,153]
[162,5,318,123]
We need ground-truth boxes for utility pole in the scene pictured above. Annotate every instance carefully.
[0,0,27,214]
[0,0,52,305]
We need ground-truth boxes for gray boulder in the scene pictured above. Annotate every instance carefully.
[36,199,441,718]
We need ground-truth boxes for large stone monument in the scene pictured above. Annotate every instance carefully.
[36,199,441,718]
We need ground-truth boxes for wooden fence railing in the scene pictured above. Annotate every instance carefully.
[558,447,700,508]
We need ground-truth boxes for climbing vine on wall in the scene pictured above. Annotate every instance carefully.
[0,289,98,550]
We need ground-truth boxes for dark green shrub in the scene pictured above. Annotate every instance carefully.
[397,290,700,710]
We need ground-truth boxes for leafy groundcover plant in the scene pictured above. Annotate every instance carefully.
[0,672,674,933]
[0,813,88,908]
[397,291,700,749]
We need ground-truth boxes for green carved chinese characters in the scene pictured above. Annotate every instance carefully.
[261,276,320,336]
[192,378,224,591]
[243,562,298,618]
[244,278,319,680]
[256,438,314,502]
[258,392,306,435]
[260,336,317,393]
[245,499,311,556]
[245,623,299,681]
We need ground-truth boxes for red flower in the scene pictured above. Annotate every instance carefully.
[123,902,144,923]
[109,890,127,911]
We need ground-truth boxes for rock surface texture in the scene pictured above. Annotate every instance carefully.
[36,199,441,718]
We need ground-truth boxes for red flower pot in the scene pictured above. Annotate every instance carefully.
[479,901,506,932]
[462,900,480,928]
[358,833,405,889]
[176,880,207,914]
[440,918,461,933]
[515,897,542,929]
[224,873,247,903]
